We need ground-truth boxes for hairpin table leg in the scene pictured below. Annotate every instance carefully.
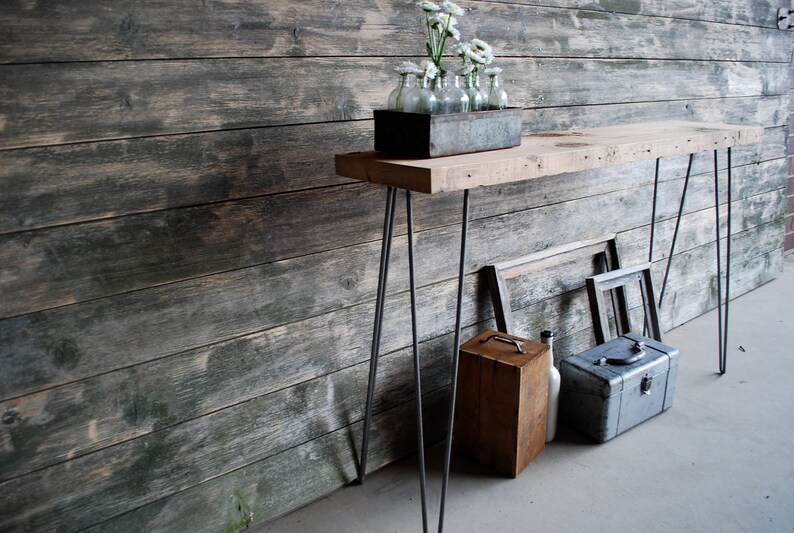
[659,153,695,307]
[437,189,470,533]
[715,148,732,374]
[649,158,661,263]
[406,190,429,533]
[723,147,732,374]
[358,186,397,484]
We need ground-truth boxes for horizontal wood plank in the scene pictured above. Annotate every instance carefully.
[0,0,412,64]
[666,248,784,329]
[0,1,786,64]
[504,221,783,360]
[524,98,789,138]
[466,2,790,62]
[494,0,782,28]
[0,58,786,150]
[336,121,764,193]
[0,122,365,235]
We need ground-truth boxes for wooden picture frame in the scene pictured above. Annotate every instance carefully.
[585,263,662,344]
[484,235,625,336]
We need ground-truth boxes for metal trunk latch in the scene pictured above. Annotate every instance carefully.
[641,374,653,395]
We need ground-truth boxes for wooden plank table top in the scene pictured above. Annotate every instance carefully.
[335,120,764,194]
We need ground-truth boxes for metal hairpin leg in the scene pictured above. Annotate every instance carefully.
[714,148,732,374]
[649,158,660,263]
[724,147,732,374]
[358,187,397,484]
[406,190,430,533]
[438,189,470,533]
[645,159,662,338]
[652,150,732,374]
[358,187,472,531]
[658,153,695,307]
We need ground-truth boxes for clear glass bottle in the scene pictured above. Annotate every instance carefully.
[485,72,508,110]
[412,75,437,114]
[478,74,489,110]
[464,74,483,112]
[402,75,423,113]
[388,73,414,111]
[435,74,469,114]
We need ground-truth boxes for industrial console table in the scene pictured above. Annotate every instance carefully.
[335,120,763,533]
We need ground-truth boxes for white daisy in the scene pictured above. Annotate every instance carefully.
[421,60,439,80]
[395,61,423,75]
[416,1,441,12]
[442,1,465,16]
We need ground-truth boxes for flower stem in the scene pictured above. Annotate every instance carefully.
[435,16,452,67]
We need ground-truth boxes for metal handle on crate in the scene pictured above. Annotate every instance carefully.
[480,334,526,354]
[595,340,646,366]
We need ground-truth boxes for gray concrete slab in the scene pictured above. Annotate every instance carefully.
[259,255,794,533]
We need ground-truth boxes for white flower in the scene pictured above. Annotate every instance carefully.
[395,61,423,75]
[430,13,455,28]
[417,0,472,74]
[458,64,475,76]
[442,1,465,16]
[453,42,471,58]
[421,60,439,80]
[416,1,441,12]
[471,38,492,54]
[484,66,502,76]
[466,48,485,64]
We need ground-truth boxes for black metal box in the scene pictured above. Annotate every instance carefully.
[373,108,523,158]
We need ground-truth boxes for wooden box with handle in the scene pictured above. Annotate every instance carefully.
[455,330,550,477]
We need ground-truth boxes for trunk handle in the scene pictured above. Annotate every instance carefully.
[480,334,526,354]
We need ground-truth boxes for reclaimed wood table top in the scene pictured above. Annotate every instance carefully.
[334,120,764,194]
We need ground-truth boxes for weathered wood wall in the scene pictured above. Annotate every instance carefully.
[0,1,789,531]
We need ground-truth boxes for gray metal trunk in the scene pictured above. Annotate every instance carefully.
[559,332,679,442]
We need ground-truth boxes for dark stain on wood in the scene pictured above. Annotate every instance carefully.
[127,431,175,495]
[556,142,590,147]
[51,338,81,370]
[1,408,20,425]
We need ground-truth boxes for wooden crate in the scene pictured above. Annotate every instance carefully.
[455,330,550,478]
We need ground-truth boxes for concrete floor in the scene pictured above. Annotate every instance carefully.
[260,255,794,533]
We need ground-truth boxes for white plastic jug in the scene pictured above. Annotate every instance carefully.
[542,330,560,442]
